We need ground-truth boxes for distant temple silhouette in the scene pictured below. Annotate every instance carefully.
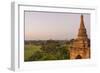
[70,15,90,59]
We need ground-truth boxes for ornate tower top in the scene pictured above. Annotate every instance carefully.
[77,15,88,40]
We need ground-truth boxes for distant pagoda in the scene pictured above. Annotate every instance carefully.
[69,15,90,59]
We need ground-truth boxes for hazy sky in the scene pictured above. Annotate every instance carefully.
[25,11,90,40]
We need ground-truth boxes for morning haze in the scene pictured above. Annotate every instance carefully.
[25,11,90,40]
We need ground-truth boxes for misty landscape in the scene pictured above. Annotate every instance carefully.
[24,11,90,62]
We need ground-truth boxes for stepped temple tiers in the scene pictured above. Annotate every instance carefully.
[70,15,90,59]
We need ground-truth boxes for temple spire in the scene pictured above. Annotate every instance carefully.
[70,14,90,59]
[77,15,87,39]
[80,15,85,29]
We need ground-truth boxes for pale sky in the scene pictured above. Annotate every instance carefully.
[25,11,90,40]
